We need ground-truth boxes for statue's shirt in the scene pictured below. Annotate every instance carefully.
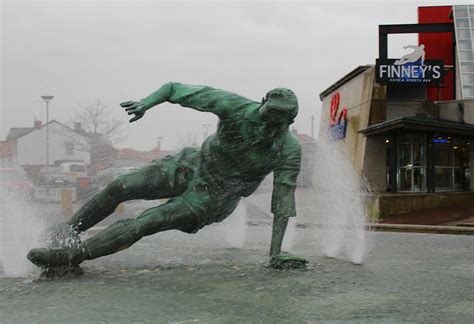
[168,83,301,217]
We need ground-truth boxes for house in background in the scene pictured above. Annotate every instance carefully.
[1,119,91,175]
[16,120,90,166]
[0,138,15,164]
[0,120,41,164]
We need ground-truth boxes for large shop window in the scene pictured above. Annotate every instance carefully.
[397,134,426,192]
[434,137,470,191]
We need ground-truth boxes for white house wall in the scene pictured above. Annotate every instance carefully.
[16,122,90,165]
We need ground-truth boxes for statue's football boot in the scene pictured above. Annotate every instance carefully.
[28,219,142,268]
[27,246,85,268]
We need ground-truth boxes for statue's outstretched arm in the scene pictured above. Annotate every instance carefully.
[120,82,255,122]
[120,82,174,122]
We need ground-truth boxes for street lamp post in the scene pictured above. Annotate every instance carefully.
[156,136,163,150]
[41,95,54,200]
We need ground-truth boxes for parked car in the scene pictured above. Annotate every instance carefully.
[59,162,88,183]
[0,165,34,198]
[38,166,69,186]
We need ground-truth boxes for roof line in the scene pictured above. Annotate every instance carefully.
[12,119,83,140]
[319,65,374,101]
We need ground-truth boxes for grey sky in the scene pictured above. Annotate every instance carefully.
[1,0,466,150]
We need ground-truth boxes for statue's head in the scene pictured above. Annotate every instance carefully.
[259,88,298,127]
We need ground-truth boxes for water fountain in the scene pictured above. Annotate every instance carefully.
[1,82,372,277]
[0,187,45,278]
[307,129,372,264]
[0,85,471,322]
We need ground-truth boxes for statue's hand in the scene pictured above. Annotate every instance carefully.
[120,100,148,122]
[269,254,308,270]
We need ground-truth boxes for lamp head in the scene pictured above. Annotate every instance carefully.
[41,95,54,102]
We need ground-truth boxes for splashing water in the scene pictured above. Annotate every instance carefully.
[0,187,46,277]
[222,202,247,248]
[307,130,373,264]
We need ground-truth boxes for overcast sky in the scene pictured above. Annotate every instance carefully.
[1,0,467,150]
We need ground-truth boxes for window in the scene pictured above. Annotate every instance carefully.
[65,142,74,156]
[70,164,85,172]
[434,137,470,191]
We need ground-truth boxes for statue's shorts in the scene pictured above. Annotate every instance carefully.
[127,147,241,234]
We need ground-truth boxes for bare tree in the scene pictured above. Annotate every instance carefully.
[72,99,126,149]
[55,99,125,171]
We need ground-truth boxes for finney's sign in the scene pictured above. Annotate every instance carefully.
[376,44,444,85]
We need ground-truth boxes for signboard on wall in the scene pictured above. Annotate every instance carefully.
[329,92,347,140]
[376,44,444,85]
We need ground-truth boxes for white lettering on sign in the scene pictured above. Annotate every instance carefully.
[375,44,444,85]
[432,66,441,79]
[377,64,442,82]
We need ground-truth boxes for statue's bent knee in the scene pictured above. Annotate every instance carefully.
[135,208,171,236]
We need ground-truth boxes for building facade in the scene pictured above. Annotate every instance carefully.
[13,120,90,166]
[319,5,474,218]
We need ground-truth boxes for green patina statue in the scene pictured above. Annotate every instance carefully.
[27,82,307,272]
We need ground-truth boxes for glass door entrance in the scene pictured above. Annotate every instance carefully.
[397,134,427,192]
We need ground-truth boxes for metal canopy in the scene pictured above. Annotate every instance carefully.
[360,116,474,137]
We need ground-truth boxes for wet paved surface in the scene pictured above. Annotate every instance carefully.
[1,224,473,323]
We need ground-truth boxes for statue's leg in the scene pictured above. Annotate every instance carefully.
[27,176,242,268]
[80,192,241,262]
[28,197,202,267]
[82,199,200,261]
[28,150,201,273]
[68,161,192,232]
